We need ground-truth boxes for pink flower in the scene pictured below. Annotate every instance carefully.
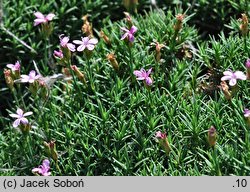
[246,59,250,68]
[59,35,76,52]
[73,37,98,51]
[34,12,55,26]
[244,108,250,117]
[133,68,153,86]
[9,108,33,128]
[32,159,51,176]
[155,131,166,139]
[53,50,63,59]
[221,70,246,86]
[121,25,137,42]
[6,61,21,71]
[20,70,41,83]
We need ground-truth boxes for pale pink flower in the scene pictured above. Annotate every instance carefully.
[32,159,51,176]
[7,61,21,71]
[155,131,166,139]
[244,108,250,117]
[221,70,246,86]
[121,25,137,42]
[133,68,153,86]
[53,50,63,59]
[59,35,75,52]
[73,37,98,51]
[20,70,41,83]
[9,108,33,128]
[34,12,55,26]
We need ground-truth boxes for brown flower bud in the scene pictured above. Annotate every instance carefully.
[81,15,93,37]
[107,53,119,71]
[174,14,185,32]
[4,69,14,92]
[100,30,111,45]
[71,65,87,85]
[44,140,58,161]
[220,81,231,100]
[208,126,217,147]
[240,13,248,36]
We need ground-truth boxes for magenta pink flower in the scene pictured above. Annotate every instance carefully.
[7,61,21,71]
[73,37,98,51]
[121,25,137,42]
[244,109,250,117]
[59,35,75,52]
[34,12,55,26]
[9,108,33,128]
[246,59,250,68]
[221,70,246,86]
[133,68,153,86]
[21,70,41,83]
[53,50,63,59]
[32,159,51,176]
[155,131,166,139]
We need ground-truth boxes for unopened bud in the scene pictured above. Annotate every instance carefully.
[155,131,171,156]
[107,53,119,71]
[82,15,93,37]
[246,59,250,79]
[19,123,31,134]
[71,65,87,85]
[240,13,248,36]
[4,69,14,92]
[174,14,185,32]
[44,140,58,161]
[100,30,111,45]
[208,126,217,147]
[124,12,133,27]
[220,81,231,100]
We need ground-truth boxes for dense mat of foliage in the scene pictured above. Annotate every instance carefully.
[0,0,250,176]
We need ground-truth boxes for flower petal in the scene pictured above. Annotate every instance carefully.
[120,27,129,32]
[67,43,76,52]
[86,44,95,50]
[234,71,247,80]
[133,70,142,77]
[73,40,83,45]
[147,68,152,76]
[45,13,55,21]
[13,119,21,128]
[6,64,15,69]
[88,38,98,45]
[229,78,237,86]
[9,114,20,118]
[121,33,128,40]
[221,75,231,81]
[130,26,137,34]
[23,112,33,117]
[145,77,153,85]
[20,118,28,124]
[77,45,86,52]
[34,12,45,19]
[16,108,23,116]
[223,70,233,76]
[128,34,135,42]
[20,75,30,82]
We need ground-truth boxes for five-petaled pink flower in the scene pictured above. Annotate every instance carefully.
[53,50,63,59]
[155,131,166,139]
[133,68,153,86]
[221,70,246,86]
[121,25,137,42]
[9,108,33,128]
[59,35,76,52]
[73,37,98,51]
[244,108,250,117]
[34,12,55,26]
[7,61,21,71]
[32,159,51,176]
[21,70,41,83]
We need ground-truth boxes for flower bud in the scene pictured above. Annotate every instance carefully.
[100,30,111,45]
[220,81,231,100]
[44,140,58,161]
[155,131,171,156]
[107,53,119,71]
[4,69,14,92]
[82,15,93,37]
[19,123,31,134]
[240,13,248,36]
[155,42,164,62]
[243,108,250,127]
[71,65,87,85]
[208,126,217,147]
[124,12,133,27]
[246,59,250,79]
[174,14,185,32]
